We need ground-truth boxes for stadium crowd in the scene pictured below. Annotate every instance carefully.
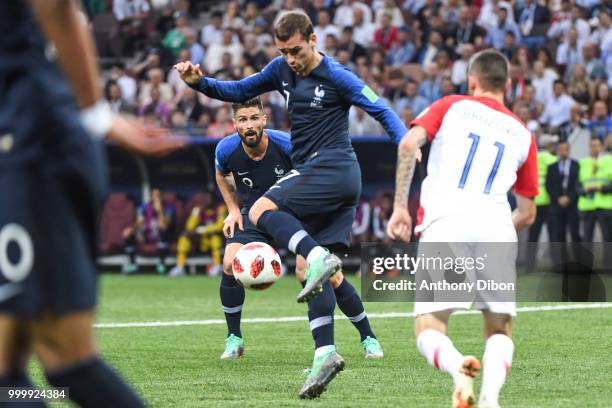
[85,0,611,272]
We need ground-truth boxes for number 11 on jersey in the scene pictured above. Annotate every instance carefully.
[458,133,505,194]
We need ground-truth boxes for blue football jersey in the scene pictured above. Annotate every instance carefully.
[190,55,407,164]
[215,129,293,210]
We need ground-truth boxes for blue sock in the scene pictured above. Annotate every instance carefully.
[0,372,45,407]
[45,357,146,408]
[220,272,245,338]
[334,279,375,342]
[307,281,336,349]
[257,210,318,258]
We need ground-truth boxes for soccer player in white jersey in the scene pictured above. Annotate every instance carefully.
[387,49,538,408]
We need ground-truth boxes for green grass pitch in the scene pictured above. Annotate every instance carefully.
[31,275,612,407]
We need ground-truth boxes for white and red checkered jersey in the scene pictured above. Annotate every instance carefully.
[410,95,538,233]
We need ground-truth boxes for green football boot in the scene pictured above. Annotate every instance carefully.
[298,347,345,399]
[220,334,244,360]
[297,249,342,303]
[361,336,384,359]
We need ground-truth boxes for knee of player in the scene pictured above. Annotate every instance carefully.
[32,330,96,369]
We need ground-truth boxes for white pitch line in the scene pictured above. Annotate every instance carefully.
[95,303,612,329]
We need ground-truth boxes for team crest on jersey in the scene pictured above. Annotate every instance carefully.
[274,165,286,179]
[311,84,325,108]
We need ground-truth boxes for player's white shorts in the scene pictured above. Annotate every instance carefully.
[413,215,517,317]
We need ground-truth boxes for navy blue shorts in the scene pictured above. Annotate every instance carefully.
[264,149,361,249]
[226,212,274,246]
[0,63,107,318]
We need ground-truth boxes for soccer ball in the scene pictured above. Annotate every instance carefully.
[232,242,282,290]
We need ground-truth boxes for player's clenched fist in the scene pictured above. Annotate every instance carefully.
[173,61,203,85]
[386,206,412,242]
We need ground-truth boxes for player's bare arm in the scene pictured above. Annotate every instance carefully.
[387,126,427,242]
[30,0,186,156]
[173,61,204,85]
[216,170,244,238]
[512,194,536,231]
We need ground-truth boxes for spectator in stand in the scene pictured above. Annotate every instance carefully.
[205,29,244,74]
[515,0,550,47]
[105,80,136,115]
[242,1,260,33]
[162,11,188,56]
[415,0,441,32]
[593,82,612,108]
[531,60,557,105]
[139,87,172,125]
[375,0,405,27]
[515,83,544,119]
[589,101,612,141]
[213,52,239,80]
[540,80,577,130]
[372,192,394,243]
[506,62,526,102]
[374,12,399,52]
[338,26,368,63]
[323,33,339,57]
[384,69,406,104]
[451,6,486,53]
[486,5,521,50]
[122,188,175,275]
[500,31,518,60]
[369,48,387,77]
[169,110,188,129]
[185,28,205,66]
[201,11,224,50]
[417,30,445,69]
[139,67,173,105]
[515,102,541,136]
[514,45,533,77]
[547,4,591,43]
[222,1,245,32]
[440,76,455,97]
[113,0,152,55]
[336,49,356,71]
[478,0,515,32]
[351,196,372,245]
[348,107,384,135]
[334,0,373,28]
[132,49,162,81]
[305,0,328,26]
[434,49,452,78]
[400,106,416,127]
[582,43,606,80]
[451,43,474,93]
[253,18,274,48]
[314,10,341,45]
[567,64,591,105]
[243,33,269,71]
[167,48,191,96]
[441,0,461,25]
[556,27,584,80]
[419,62,442,103]
[208,105,235,138]
[175,88,207,125]
[109,62,137,106]
[352,7,376,48]
[386,27,416,67]
[559,104,590,159]
[396,78,430,116]
[589,8,611,48]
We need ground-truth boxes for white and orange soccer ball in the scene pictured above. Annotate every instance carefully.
[232,242,282,290]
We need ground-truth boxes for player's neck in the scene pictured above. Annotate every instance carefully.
[243,132,269,160]
[301,52,324,76]
[472,90,504,105]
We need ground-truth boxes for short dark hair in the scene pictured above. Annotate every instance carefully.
[468,49,509,92]
[231,97,264,116]
[274,11,313,41]
[553,79,565,87]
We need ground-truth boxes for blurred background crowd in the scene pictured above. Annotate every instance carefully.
[79,0,611,273]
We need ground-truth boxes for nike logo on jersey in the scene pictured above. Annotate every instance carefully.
[282,81,288,87]
[237,171,249,175]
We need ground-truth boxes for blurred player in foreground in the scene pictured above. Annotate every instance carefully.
[175,11,406,398]
[0,1,185,407]
[214,97,383,360]
[387,49,538,408]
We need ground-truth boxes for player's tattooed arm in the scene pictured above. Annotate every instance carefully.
[216,170,244,237]
[393,126,427,208]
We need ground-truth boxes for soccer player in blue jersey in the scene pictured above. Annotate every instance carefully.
[0,1,184,407]
[215,97,383,362]
[176,10,408,398]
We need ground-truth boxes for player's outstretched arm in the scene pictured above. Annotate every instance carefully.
[173,60,278,103]
[30,0,186,155]
[512,194,536,231]
[215,170,244,238]
[386,126,427,242]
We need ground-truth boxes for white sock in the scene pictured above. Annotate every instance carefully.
[479,334,514,405]
[314,345,335,358]
[306,246,327,264]
[416,329,464,382]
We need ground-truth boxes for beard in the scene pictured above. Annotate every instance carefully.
[240,128,263,148]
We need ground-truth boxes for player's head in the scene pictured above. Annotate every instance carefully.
[467,49,509,96]
[232,98,267,148]
[274,11,317,74]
